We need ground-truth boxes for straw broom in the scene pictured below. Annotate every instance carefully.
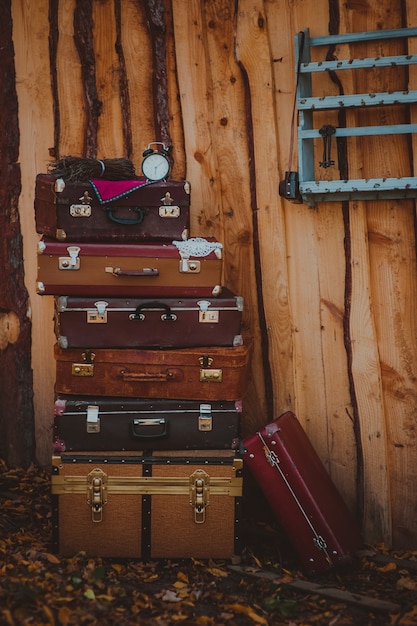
[48,156,138,182]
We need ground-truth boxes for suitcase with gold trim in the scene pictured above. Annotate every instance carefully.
[34,174,191,242]
[53,340,253,401]
[51,450,243,559]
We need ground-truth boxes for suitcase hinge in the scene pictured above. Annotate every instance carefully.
[198,403,212,431]
[59,246,81,270]
[159,192,180,218]
[189,469,210,523]
[87,468,107,523]
[72,350,95,377]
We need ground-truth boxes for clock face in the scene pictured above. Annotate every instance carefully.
[141,152,170,181]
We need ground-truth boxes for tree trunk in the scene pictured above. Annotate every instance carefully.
[0,0,35,468]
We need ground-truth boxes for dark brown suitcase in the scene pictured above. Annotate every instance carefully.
[54,289,243,349]
[53,396,242,451]
[243,411,362,574]
[54,341,253,401]
[34,174,190,242]
[36,236,223,297]
[51,449,243,559]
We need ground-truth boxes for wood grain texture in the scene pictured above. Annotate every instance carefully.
[236,0,295,420]
[56,0,84,156]
[12,0,56,467]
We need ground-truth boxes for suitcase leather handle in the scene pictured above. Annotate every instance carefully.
[130,301,176,321]
[131,418,168,438]
[106,207,145,225]
[108,267,159,277]
[120,368,182,382]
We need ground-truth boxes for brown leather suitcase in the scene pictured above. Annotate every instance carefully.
[54,289,243,349]
[34,174,190,242]
[51,449,243,559]
[36,236,223,297]
[54,341,253,401]
[53,396,242,451]
[243,411,362,574]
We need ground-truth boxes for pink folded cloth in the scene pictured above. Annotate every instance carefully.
[90,178,151,203]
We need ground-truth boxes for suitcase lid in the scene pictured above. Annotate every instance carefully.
[53,340,253,368]
[38,236,223,259]
[54,395,242,415]
[35,174,191,207]
[55,289,243,314]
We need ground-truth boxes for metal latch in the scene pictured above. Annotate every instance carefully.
[87,301,108,323]
[189,469,210,523]
[197,300,219,323]
[70,191,93,217]
[87,468,107,522]
[199,355,222,383]
[179,258,201,273]
[59,246,81,270]
[159,192,180,218]
[86,405,100,433]
[198,404,212,431]
[72,350,95,377]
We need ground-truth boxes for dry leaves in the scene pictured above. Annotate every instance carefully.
[1,460,417,625]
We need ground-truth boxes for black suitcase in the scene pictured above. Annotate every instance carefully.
[34,174,190,242]
[54,395,242,451]
[53,289,243,349]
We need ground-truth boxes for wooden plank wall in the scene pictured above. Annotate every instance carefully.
[8,0,417,547]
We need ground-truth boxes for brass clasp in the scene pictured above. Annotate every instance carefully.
[189,469,210,523]
[87,468,107,522]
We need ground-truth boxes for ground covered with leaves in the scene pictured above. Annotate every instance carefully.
[1,460,417,625]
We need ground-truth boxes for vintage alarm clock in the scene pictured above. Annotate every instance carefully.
[141,142,172,181]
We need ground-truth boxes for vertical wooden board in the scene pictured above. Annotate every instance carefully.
[163,0,186,179]
[203,1,267,431]
[236,0,295,418]
[345,4,417,547]
[92,0,124,157]
[265,0,356,508]
[120,0,155,166]
[172,0,223,239]
[56,0,85,156]
[12,0,56,466]
[334,8,391,543]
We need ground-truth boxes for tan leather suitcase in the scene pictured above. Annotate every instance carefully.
[54,340,253,401]
[36,236,223,297]
[51,450,243,559]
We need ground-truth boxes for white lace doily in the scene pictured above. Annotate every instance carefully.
[172,237,223,257]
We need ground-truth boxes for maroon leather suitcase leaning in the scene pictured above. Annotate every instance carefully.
[34,174,190,242]
[53,396,242,452]
[54,340,253,401]
[53,289,243,349]
[36,236,223,297]
[243,411,362,574]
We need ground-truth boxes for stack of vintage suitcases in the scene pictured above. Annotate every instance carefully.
[35,149,361,573]
[35,149,251,561]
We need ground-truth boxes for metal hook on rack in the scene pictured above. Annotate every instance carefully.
[319,125,336,168]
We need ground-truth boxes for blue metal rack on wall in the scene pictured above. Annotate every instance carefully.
[295,27,417,207]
